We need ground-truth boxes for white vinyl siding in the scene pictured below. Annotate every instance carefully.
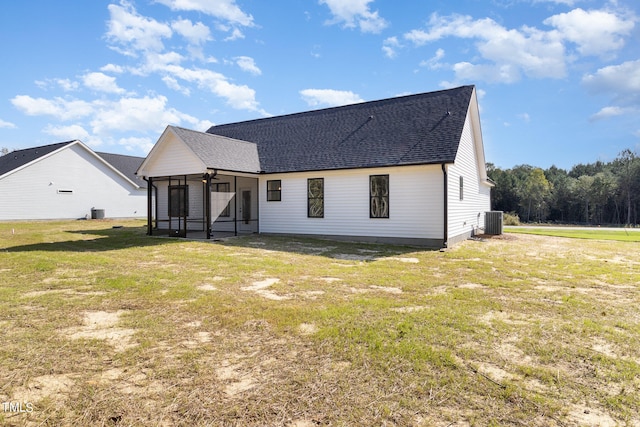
[447,110,491,242]
[259,165,443,240]
[139,132,204,177]
[0,144,146,220]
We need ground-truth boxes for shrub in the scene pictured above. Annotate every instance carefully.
[503,212,521,226]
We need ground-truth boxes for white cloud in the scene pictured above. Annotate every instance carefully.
[533,0,577,5]
[34,78,79,91]
[171,18,212,45]
[319,0,388,33]
[82,72,126,94]
[583,60,640,120]
[300,89,364,107]
[404,13,567,83]
[582,59,640,102]
[117,136,155,153]
[11,95,94,120]
[544,8,635,57]
[56,79,80,91]
[44,124,91,141]
[90,95,187,135]
[156,64,263,112]
[518,113,531,123]
[589,106,630,121]
[100,64,125,74]
[420,48,445,70]
[382,37,401,59]
[162,76,191,95]
[0,119,16,129]
[224,27,245,41]
[155,0,254,27]
[234,56,261,75]
[106,1,172,55]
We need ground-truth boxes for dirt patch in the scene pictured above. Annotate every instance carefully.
[197,284,217,291]
[298,323,318,336]
[215,362,257,396]
[319,277,342,283]
[567,404,618,427]
[241,278,290,301]
[378,256,420,263]
[458,283,486,289]
[11,373,75,403]
[64,310,136,352]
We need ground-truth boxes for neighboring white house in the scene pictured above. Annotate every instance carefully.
[136,85,493,248]
[0,140,147,220]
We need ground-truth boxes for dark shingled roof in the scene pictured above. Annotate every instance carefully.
[0,141,73,177]
[170,126,261,173]
[95,152,146,188]
[206,85,475,173]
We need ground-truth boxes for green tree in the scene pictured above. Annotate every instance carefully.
[519,168,551,222]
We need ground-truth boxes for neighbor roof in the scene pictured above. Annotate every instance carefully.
[207,85,475,173]
[170,126,261,174]
[95,152,147,188]
[0,141,72,177]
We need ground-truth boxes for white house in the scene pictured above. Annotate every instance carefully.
[0,140,147,220]
[136,85,493,248]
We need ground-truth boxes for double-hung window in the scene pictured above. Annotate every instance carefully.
[370,175,389,218]
[267,180,281,201]
[307,178,324,218]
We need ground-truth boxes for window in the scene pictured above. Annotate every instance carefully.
[307,178,324,218]
[57,189,73,194]
[459,176,464,201]
[370,175,389,218]
[169,185,188,217]
[212,182,230,217]
[267,180,281,201]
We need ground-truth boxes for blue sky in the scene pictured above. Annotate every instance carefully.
[1,0,638,169]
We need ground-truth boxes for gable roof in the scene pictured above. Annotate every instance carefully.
[207,85,475,173]
[170,126,261,173]
[95,152,147,188]
[0,141,146,188]
[0,141,73,177]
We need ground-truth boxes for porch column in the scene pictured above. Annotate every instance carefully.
[234,175,238,236]
[147,176,153,236]
[205,174,212,239]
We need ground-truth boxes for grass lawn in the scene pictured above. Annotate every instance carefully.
[505,226,640,242]
[1,220,639,426]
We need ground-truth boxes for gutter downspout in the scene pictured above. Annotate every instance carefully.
[441,163,448,249]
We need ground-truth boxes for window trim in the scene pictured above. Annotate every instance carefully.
[168,185,189,217]
[307,178,324,218]
[370,174,389,219]
[267,180,281,202]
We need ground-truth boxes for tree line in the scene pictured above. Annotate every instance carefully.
[488,149,640,226]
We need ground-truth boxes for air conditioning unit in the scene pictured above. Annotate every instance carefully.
[485,211,503,235]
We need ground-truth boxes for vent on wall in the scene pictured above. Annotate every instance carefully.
[57,189,74,194]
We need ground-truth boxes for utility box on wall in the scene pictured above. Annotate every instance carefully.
[485,211,503,235]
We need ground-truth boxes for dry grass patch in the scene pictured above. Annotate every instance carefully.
[0,221,639,426]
